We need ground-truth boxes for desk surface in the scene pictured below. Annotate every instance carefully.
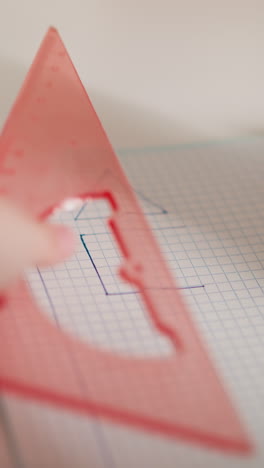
[0,0,264,148]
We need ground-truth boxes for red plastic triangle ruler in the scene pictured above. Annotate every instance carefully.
[0,27,252,454]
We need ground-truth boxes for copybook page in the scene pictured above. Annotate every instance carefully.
[1,137,264,467]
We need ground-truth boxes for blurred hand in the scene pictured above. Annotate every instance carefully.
[0,198,74,290]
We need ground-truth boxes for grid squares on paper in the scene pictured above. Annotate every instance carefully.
[27,200,175,357]
[16,138,264,468]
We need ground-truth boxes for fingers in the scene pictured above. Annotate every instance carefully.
[28,223,75,267]
[0,198,75,290]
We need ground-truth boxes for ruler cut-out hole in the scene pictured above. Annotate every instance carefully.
[27,198,172,357]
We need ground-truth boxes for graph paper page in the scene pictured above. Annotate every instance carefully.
[1,137,264,467]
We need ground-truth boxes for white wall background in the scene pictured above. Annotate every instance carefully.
[0,0,264,148]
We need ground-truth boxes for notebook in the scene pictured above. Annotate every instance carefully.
[1,137,264,468]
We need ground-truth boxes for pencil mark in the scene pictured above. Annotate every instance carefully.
[74,189,168,220]
[135,190,168,214]
[80,234,204,296]
[80,236,108,295]
[35,272,116,468]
